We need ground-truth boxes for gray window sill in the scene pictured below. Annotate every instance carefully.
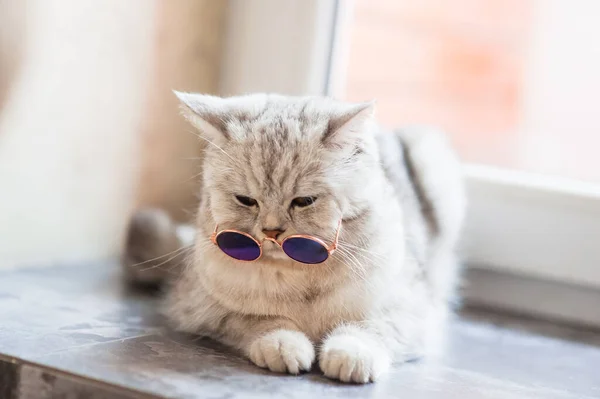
[0,261,598,398]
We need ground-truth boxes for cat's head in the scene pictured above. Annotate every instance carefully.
[175,92,381,262]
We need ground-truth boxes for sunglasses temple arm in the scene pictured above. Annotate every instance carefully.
[329,220,342,252]
[210,224,219,244]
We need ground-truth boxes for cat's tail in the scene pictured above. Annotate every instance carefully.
[395,126,466,301]
[122,208,194,287]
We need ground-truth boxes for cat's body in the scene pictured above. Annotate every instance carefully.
[124,93,465,383]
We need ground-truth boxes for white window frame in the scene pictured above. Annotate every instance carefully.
[219,0,600,326]
[219,0,339,97]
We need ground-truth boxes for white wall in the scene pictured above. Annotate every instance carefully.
[0,0,225,268]
[220,0,337,96]
[0,0,156,267]
[0,0,27,109]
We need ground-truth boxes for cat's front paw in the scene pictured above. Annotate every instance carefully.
[319,334,390,383]
[248,329,315,374]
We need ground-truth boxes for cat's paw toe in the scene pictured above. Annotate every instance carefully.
[319,335,390,383]
[248,329,315,374]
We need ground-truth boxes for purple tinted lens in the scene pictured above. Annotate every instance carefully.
[216,231,261,261]
[282,237,329,264]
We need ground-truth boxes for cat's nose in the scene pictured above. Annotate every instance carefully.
[262,228,285,240]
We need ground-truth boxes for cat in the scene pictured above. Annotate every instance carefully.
[123,92,466,383]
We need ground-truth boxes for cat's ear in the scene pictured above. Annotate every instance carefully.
[322,101,375,148]
[173,91,229,144]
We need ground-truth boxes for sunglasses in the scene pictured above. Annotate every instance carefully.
[210,221,341,264]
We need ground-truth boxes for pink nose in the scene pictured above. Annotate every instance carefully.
[263,229,284,239]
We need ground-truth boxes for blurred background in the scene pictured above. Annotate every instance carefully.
[0,0,226,266]
[1,0,599,320]
[344,0,600,182]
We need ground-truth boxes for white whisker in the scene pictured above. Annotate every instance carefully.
[138,246,193,272]
[131,246,190,267]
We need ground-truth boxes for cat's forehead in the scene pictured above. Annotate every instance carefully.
[224,96,331,141]
[237,130,324,197]
[229,94,336,117]
[197,93,374,195]
[177,91,373,150]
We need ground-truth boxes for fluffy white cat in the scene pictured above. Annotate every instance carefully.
[123,93,465,383]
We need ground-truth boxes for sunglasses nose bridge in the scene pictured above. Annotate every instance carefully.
[262,236,282,247]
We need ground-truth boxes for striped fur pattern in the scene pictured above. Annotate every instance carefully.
[124,93,465,383]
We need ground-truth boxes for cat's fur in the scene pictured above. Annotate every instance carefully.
[123,93,465,383]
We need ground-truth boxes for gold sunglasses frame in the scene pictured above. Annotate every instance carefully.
[210,220,341,264]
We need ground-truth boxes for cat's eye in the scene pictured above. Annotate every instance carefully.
[235,195,258,207]
[292,196,317,208]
